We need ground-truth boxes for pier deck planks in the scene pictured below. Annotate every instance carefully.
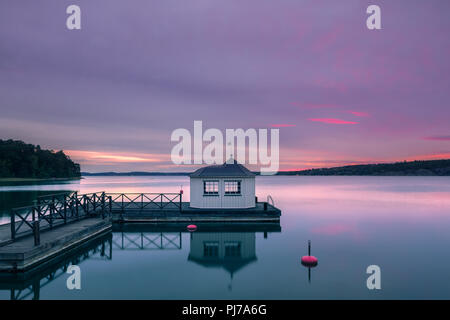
[0,217,111,271]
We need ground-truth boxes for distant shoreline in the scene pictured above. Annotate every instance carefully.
[81,159,450,177]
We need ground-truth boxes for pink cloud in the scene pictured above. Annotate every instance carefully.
[270,124,296,128]
[292,103,368,117]
[346,111,369,117]
[423,136,450,141]
[65,150,168,164]
[308,118,358,125]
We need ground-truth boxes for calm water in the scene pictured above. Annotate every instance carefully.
[1,176,450,299]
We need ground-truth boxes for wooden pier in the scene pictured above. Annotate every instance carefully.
[0,191,281,272]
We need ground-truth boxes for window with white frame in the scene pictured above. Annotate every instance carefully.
[224,180,241,195]
[203,180,219,195]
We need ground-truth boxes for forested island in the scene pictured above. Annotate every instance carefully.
[281,159,450,176]
[0,139,80,179]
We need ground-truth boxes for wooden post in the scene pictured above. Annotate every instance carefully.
[75,192,79,220]
[10,209,15,241]
[64,195,67,224]
[32,281,40,300]
[49,196,54,229]
[120,195,124,221]
[179,192,182,212]
[37,198,41,222]
[109,196,112,214]
[10,289,15,300]
[101,192,105,218]
[33,220,40,246]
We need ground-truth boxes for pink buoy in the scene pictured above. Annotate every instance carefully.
[301,255,318,267]
[187,224,197,232]
[301,240,318,267]
[301,240,318,283]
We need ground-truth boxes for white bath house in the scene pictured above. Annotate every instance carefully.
[189,160,256,209]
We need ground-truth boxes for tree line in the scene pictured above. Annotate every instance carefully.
[280,159,450,176]
[0,139,80,179]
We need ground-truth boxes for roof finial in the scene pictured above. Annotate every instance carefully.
[226,142,234,164]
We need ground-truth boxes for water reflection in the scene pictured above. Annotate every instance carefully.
[112,231,182,250]
[0,222,280,300]
[188,232,257,291]
[1,176,450,298]
[0,233,112,300]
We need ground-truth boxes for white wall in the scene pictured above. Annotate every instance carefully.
[190,177,255,209]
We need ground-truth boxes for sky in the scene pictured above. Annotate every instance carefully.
[1,0,450,172]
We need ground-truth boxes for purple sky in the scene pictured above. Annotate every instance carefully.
[1,0,449,172]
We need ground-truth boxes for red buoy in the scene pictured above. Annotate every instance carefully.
[187,224,197,232]
[301,256,318,266]
[301,240,318,267]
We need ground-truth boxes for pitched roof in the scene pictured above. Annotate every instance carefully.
[190,159,256,178]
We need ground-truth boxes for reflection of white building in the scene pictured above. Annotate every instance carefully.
[189,160,256,209]
[188,232,257,281]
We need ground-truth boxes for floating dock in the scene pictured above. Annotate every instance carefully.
[112,202,281,223]
[0,192,281,272]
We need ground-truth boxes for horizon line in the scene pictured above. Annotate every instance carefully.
[81,158,450,175]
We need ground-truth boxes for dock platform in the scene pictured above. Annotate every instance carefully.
[112,202,281,223]
[0,191,281,272]
[0,218,111,271]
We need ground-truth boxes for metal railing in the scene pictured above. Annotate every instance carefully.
[8,191,183,246]
[10,192,110,245]
[106,193,182,212]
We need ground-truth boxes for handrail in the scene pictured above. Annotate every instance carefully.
[267,195,275,206]
[105,192,182,212]
[36,191,76,200]
[106,192,181,195]
[10,191,109,245]
[8,191,183,246]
